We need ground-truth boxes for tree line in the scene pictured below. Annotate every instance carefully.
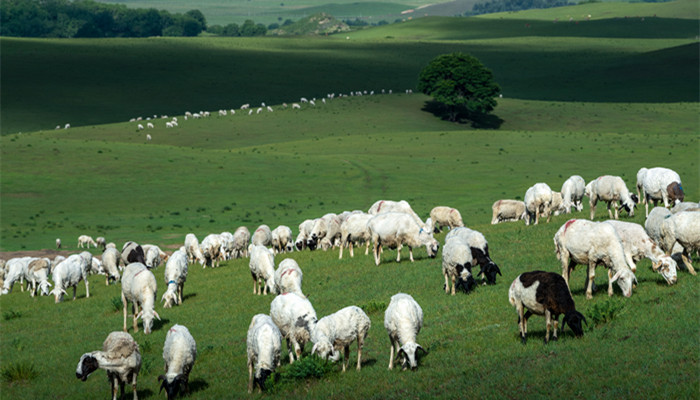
[467,0,574,16]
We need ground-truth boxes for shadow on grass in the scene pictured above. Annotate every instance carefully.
[137,389,154,398]
[189,378,209,394]
[421,100,504,129]
[183,293,197,301]
[152,318,170,333]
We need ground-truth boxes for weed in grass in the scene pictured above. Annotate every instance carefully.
[3,310,22,321]
[1,361,39,383]
[109,296,123,313]
[11,338,25,351]
[268,355,337,393]
[360,300,387,314]
[586,298,626,329]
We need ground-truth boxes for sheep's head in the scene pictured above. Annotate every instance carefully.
[254,368,273,392]
[159,374,187,400]
[50,287,67,303]
[76,354,99,381]
[454,264,475,293]
[320,237,333,251]
[311,341,334,360]
[610,268,637,297]
[295,239,305,251]
[161,290,177,309]
[286,243,294,253]
[38,280,52,296]
[479,262,502,285]
[398,342,426,371]
[562,310,587,337]
[420,234,439,258]
[306,235,318,251]
[136,309,161,334]
[652,256,678,285]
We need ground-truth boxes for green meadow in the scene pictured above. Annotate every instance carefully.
[1,0,699,398]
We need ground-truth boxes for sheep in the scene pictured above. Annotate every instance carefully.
[491,199,526,224]
[184,233,205,265]
[200,234,222,268]
[429,206,465,232]
[121,262,160,334]
[339,212,373,259]
[96,236,106,249]
[76,331,141,400]
[550,191,566,216]
[26,257,52,297]
[161,250,188,308]
[102,247,122,285]
[247,314,282,393]
[122,241,146,265]
[659,211,700,275]
[441,239,475,295]
[78,235,98,248]
[50,254,90,303]
[508,271,587,344]
[219,231,235,260]
[561,175,586,214]
[645,206,672,245]
[311,306,371,372]
[524,183,553,225]
[56,238,62,249]
[232,226,251,258]
[671,202,700,213]
[641,167,684,217]
[274,258,303,297]
[368,200,425,228]
[636,167,648,204]
[445,227,501,284]
[307,213,342,251]
[251,225,272,247]
[1,257,33,294]
[270,292,317,363]
[249,245,276,295]
[292,103,301,109]
[384,293,425,371]
[142,244,169,267]
[586,175,637,220]
[604,220,677,285]
[159,324,197,399]
[137,124,144,130]
[271,225,294,254]
[295,219,316,251]
[147,122,154,129]
[368,212,439,266]
[554,219,637,299]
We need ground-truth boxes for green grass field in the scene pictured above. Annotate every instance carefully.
[1,0,699,398]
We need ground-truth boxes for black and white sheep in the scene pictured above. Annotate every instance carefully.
[367,212,439,266]
[586,175,637,220]
[491,199,526,224]
[162,250,188,308]
[508,271,586,344]
[445,227,501,284]
[441,239,476,295]
[307,213,342,251]
[429,206,465,232]
[524,183,553,225]
[76,331,141,400]
[249,244,276,295]
[311,306,371,372]
[384,293,425,371]
[159,324,197,399]
[270,292,317,363]
[122,241,146,265]
[640,167,684,217]
[121,262,160,334]
[247,314,282,392]
[561,175,586,214]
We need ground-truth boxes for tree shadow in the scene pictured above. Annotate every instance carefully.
[421,100,503,129]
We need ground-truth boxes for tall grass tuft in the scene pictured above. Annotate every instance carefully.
[268,355,337,392]
[3,310,22,321]
[586,298,626,329]
[1,361,39,383]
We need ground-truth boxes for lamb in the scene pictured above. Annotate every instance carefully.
[200,233,222,268]
[274,258,303,296]
[524,183,553,225]
[368,212,439,266]
[1,257,33,294]
[271,225,294,254]
[553,219,637,299]
[184,233,205,265]
[508,271,587,344]
[586,175,637,220]
[429,206,465,232]
[26,257,52,297]
[251,225,272,247]
[121,262,161,334]
[122,241,146,265]
[339,212,373,259]
[640,167,684,217]
[441,239,475,295]
[50,254,90,303]
[102,247,122,285]
[247,314,282,393]
[161,250,188,308]
[384,293,425,371]
[603,220,677,285]
[78,235,98,248]
[219,231,235,260]
[307,213,342,251]
[311,306,371,372]
[659,211,700,275]
[270,292,317,363]
[249,245,276,295]
[445,227,501,284]
[491,199,526,224]
[76,331,141,400]
[561,175,586,213]
[159,324,197,399]
[232,226,251,258]
[295,219,315,251]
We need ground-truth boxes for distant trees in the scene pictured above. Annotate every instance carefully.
[208,20,267,37]
[467,0,573,16]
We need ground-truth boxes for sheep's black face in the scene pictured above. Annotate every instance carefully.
[563,311,587,337]
[307,236,318,251]
[480,262,501,285]
[76,355,98,381]
[295,240,304,251]
[456,275,476,293]
[256,369,273,391]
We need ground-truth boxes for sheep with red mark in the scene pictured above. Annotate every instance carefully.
[252,225,272,247]
[274,258,303,297]
[368,200,426,228]
[430,206,464,232]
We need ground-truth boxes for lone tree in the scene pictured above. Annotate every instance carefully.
[418,52,500,122]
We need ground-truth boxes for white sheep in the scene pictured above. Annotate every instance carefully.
[271,225,294,254]
[295,219,316,251]
[248,244,276,295]
[147,122,154,129]
[644,206,672,245]
[102,247,122,285]
[218,231,235,260]
[121,262,160,334]
[561,175,586,214]
[76,331,141,400]
[641,167,684,217]
[429,206,465,232]
[636,167,648,204]
[311,306,371,372]
[274,258,303,297]
[247,314,282,393]
[368,199,425,228]
[56,238,62,249]
[161,250,188,308]
[1,257,33,294]
[586,175,637,220]
[232,226,251,258]
[184,233,205,265]
[50,254,90,303]
[251,225,272,247]
[659,211,700,275]
[368,212,439,266]
[26,257,52,297]
[270,292,317,363]
[384,293,425,371]
[550,191,566,216]
[554,219,637,299]
[339,212,373,259]
[524,182,553,225]
[158,324,197,399]
[441,239,475,295]
[491,199,526,224]
[96,236,106,249]
[200,234,222,268]
[144,246,164,269]
[78,234,98,248]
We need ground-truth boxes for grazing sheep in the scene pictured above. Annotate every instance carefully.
[232,226,251,258]
[247,314,282,393]
[368,212,439,266]
[274,258,303,296]
[162,250,188,308]
[384,293,425,371]
[445,227,501,284]
[184,233,205,265]
[491,199,526,224]
[249,245,276,295]
[659,211,700,275]
[121,263,160,334]
[159,324,197,400]
[26,257,52,297]
[295,219,316,251]
[76,331,141,400]
[271,225,294,254]
[78,235,98,248]
[645,207,672,245]
[200,234,222,268]
[339,212,373,259]
[96,236,106,249]
[307,213,342,251]
[586,175,637,220]
[122,241,146,265]
[311,306,371,372]
[2,257,33,294]
[50,254,90,303]
[142,244,169,268]
[270,292,317,363]
[56,238,62,249]
[368,200,425,228]
[102,247,122,285]
[524,183,553,225]
[219,231,235,260]
[550,191,566,216]
[441,239,475,295]
[252,225,273,247]
[641,167,684,217]
[561,175,586,213]
[554,219,637,299]
[508,271,587,344]
[430,206,465,232]
[604,220,677,285]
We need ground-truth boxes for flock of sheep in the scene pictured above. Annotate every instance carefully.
[1,165,697,397]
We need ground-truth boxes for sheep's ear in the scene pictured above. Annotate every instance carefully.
[158,375,166,393]
[135,311,143,320]
[416,344,427,355]
[651,261,661,271]
[154,311,161,321]
[311,343,318,355]
[610,269,623,284]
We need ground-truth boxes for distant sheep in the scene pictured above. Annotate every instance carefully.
[26,257,52,297]
[429,206,464,232]
[384,293,425,371]
[232,227,251,258]
[76,331,141,400]
[491,199,526,224]
[200,234,222,268]
[78,235,98,248]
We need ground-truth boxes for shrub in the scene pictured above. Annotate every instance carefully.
[586,298,625,329]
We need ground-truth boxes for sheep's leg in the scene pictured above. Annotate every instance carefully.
[586,262,596,299]
[287,338,294,364]
[589,198,597,220]
[349,242,354,258]
[356,337,364,371]
[73,285,77,301]
[338,241,344,259]
[552,318,559,341]
[444,273,450,294]
[248,362,254,393]
[119,380,125,400]
[409,246,414,262]
[544,309,552,344]
[364,241,370,256]
[133,303,139,333]
[396,244,402,262]
[451,275,456,295]
[373,242,381,266]
[534,208,539,225]
[388,339,396,370]
[682,251,697,275]
[84,277,89,298]
[178,283,183,304]
[607,268,615,296]
[122,293,128,332]
[515,302,526,344]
